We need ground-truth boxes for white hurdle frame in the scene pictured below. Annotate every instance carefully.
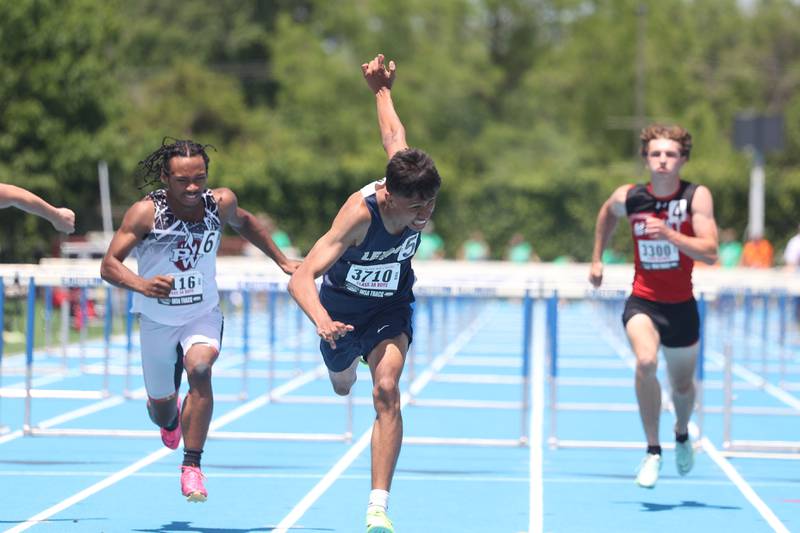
[546,287,800,457]
[717,290,800,455]
[546,290,709,451]
[3,267,536,448]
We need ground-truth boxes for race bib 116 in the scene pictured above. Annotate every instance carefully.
[158,271,204,305]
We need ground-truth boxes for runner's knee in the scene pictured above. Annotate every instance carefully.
[148,397,177,426]
[373,377,400,410]
[331,374,356,396]
[636,357,658,378]
[187,362,212,384]
[670,373,694,394]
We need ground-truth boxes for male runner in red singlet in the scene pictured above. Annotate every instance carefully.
[589,125,719,488]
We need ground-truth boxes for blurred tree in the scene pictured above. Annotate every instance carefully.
[0,0,124,260]
[2,0,799,262]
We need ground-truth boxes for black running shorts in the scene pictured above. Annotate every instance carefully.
[622,295,699,348]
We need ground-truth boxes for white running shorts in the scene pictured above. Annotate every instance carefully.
[138,307,223,399]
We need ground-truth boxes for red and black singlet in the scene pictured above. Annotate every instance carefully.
[625,180,698,303]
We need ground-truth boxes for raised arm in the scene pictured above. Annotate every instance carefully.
[216,188,299,275]
[100,200,173,298]
[589,185,630,287]
[287,194,371,348]
[362,54,408,160]
[0,183,75,233]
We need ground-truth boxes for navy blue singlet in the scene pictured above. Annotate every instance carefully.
[320,181,420,317]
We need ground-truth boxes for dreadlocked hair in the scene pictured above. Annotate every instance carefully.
[137,137,216,188]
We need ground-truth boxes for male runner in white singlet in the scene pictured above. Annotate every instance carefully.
[101,139,298,501]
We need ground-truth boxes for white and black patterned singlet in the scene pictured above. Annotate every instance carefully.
[131,189,222,325]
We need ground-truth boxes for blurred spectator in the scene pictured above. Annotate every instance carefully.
[459,231,490,261]
[601,248,625,264]
[741,234,774,268]
[51,287,97,330]
[783,223,800,270]
[415,221,444,260]
[506,233,539,263]
[718,228,743,268]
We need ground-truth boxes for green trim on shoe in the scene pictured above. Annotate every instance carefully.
[366,508,394,533]
[675,439,695,476]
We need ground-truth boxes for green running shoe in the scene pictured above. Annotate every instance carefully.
[675,438,695,476]
[635,453,662,489]
[366,508,394,533]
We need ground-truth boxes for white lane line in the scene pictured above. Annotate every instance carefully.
[706,349,800,411]
[529,301,544,533]
[5,365,326,533]
[7,469,800,488]
[602,324,789,532]
[695,424,790,533]
[0,471,530,482]
[4,447,174,533]
[272,307,493,533]
[4,370,83,389]
[0,393,135,446]
[0,343,250,446]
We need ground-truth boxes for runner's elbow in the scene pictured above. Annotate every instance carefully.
[700,250,718,265]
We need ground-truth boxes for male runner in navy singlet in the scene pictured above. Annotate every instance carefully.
[589,125,719,488]
[288,54,440,533]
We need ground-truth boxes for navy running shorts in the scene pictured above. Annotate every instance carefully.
[320,301,414,372]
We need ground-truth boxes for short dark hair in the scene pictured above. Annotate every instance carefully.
[640,124,692,160]
[137,137,216,187]
[385,148,441,199]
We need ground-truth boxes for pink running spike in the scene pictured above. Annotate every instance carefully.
[160,395,182,450]
[181,465,208,502]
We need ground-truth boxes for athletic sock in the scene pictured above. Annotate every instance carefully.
[647,445,662,456]
[182,448,203,468]
[368,489,390,512]
[675,432,689,443]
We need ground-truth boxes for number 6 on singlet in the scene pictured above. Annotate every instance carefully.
[200,230,220,254]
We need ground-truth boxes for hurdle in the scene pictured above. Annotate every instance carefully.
[541,284,800,455]
[402,286,534,447]
[15,273,357,444]
[714,289,800,455]
[546,290,709,451]
[7,265,537,448]
[253,283,535,448]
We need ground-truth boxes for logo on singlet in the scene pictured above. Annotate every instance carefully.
[170,230,220,271]
[360,233,419,262]
[666,199,688,229]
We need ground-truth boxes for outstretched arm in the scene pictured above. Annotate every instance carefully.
[589,185,630,287]
[0,183,75,233]
[288,194,370,348]
[362,54,408,160]
[217,188,299,275]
